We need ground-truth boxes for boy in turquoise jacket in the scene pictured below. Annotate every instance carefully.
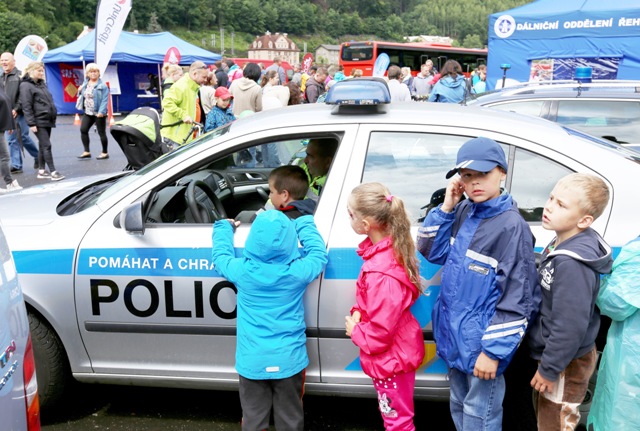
[211,211,327,430]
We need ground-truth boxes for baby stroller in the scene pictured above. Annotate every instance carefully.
[110,107,168,170]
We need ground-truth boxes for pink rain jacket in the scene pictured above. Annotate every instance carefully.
[350,236,425,379]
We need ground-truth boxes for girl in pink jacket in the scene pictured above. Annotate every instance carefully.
[345,182,425,431]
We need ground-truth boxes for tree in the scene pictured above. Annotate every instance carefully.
[0,11,45,53]
[0,0,534,53]
[461,34,484,49]
[52,21,85,45]
[220,0,267,35]
[147,12,162,32]
[273,0,315,35]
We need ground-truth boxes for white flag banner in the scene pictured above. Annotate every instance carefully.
[13,35,48,71]
[94,0,132,76]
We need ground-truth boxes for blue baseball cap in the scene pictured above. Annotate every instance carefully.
[445,137,508,179]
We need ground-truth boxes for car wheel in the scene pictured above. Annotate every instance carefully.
[29,312,71,410]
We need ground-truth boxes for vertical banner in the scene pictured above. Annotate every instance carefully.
[95,0,132,76]
[373,53,390,77]
[302,53,313,74]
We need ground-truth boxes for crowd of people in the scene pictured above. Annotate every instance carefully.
[0,53,65,188]
[0,51,490,192]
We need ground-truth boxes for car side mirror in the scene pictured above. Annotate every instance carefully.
[120,202,145,236]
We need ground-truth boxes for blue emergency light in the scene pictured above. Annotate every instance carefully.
[575,67,593,83]
[324,77,391,106]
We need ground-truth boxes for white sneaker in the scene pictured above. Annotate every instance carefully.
[50,171,65,181]
[6,179,22,191]
[37,170,51,179]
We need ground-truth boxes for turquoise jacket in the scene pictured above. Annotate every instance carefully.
[588,236,640,430]
[211,212,328,379]
[428,75,467,103]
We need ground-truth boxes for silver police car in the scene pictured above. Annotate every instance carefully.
[1,79,638,413]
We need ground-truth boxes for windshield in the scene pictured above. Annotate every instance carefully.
[565,127,640,163]
[63,125,232,214]
[341,45,373,61]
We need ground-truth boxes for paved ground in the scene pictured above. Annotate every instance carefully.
[9,114,130,190]
[41,383,456,431]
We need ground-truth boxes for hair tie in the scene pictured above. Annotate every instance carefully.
[385,194,394,203]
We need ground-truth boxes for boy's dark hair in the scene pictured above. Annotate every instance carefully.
[269,165,309,200]
[243,63,262,81]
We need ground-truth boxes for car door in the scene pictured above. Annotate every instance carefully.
[318,124,470,396]
[316,123,612,398]
[73,124,359,388]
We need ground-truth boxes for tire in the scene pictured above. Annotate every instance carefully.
[28,312,72,410]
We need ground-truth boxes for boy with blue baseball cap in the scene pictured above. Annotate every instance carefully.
[417,136,540,430]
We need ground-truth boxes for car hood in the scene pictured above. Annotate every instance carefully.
[0,173,118,226]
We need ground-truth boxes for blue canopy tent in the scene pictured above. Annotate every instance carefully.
[43,31,221,114]
[487,1,640,90]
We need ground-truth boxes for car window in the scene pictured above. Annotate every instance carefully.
[362,131,573,225]
[555,100,640,146]
[148,135,341,224]
[489,100,546,117]
[226,139,305,169]
[361,132,469,224]
[509,147,572,222]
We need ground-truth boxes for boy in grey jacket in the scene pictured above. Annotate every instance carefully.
[529,173,613,430]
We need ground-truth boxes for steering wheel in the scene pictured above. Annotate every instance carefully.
[256,186,270,203]
[186,180,227,223]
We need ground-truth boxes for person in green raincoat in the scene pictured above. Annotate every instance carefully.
[588,235,640,430]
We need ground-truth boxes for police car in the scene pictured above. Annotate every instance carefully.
[466,78,640,152]
[0,79,638,415]
[0,221,40,430]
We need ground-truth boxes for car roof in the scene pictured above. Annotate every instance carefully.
[467,80,640,105]
[229,101,562,136]
[223,101,638,159]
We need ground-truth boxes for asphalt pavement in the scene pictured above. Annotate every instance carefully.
[41,383,456,431]
[10,114,130,190]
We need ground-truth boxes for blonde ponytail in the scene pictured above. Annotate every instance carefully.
[350,182,420,290]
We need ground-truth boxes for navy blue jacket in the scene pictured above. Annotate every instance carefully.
[417,194,539,375]
[529,228,612,381]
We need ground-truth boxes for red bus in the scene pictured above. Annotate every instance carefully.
[339,41,487,77]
